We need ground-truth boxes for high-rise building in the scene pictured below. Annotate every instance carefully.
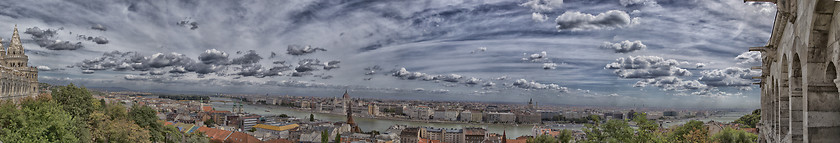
[0,25,39,102]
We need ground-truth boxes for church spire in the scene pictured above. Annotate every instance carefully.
[9,24,23,55]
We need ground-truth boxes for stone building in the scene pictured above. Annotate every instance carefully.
[0,25,39,101]
[752,0,840,142]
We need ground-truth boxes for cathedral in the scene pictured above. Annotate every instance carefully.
[0,25,39,101]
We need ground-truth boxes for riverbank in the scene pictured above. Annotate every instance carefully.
[253,103,542,126]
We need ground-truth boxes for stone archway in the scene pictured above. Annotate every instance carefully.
[779,54,790,142]
[790,53,804,142]
[803,61,840,142]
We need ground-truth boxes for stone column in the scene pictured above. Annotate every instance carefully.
[779,79,791,142]
[805,83,840,142]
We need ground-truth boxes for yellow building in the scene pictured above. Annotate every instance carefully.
[0,25,39,101]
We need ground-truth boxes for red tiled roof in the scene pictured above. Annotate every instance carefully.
[202,106,213,112]
[506,139,528,143]
[225,132,261,143]
[419,138,441,143]
[210,110,231,114]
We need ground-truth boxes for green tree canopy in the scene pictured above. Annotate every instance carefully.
[711,127,757,143]
[52,83,96,119]
[527,135,559,143]
[668,120,707,142]
[734,109,761,128]
[0,98,79,142]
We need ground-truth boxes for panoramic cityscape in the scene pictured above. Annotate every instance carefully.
[0,0,838,143]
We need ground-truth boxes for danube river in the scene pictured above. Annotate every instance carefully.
[208,97,747,137]
[209,97,570,137]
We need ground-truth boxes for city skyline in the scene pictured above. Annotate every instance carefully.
[1,0,774,109]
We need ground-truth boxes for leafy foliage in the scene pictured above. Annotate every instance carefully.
[527,134,559,143]
[733,109,760,128]
[557,129,573,143]
[711,127,757,143]
[0,83,208,143]
[52,83,96,119]
[668,120,706,142]
[0,98,79,142]
[321,130,330,143]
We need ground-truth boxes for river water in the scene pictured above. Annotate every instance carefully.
[209,97,747,138]
[209,97,572,137]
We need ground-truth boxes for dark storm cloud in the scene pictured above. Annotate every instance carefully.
[230,50,262,65]
[77,35,109,44]
[198,49,229,65]
[323,60,340,70]
[23,27,85,50]
[90,24,107,31]
[294,59,321,73]
[555,10,639,31]
[600,40,646,53]
[286,45,326,56]
[176,18,199,30]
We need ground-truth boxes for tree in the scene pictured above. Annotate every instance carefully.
[99,99,107,110]
[684,129,710,143]
[668,120,707,142]
[335,133,341,143]
[185,132,210,143]
[527,135,558,143]
[248,127,257,132]
[278,114,289,118]
[0,98,79,142]
[104,102,128,120]
[204,118,216,127]
[52,83,96,119]
[556,129,573,143]
[734,109,761,128]
[311,113,315,122]
[129,105,165,142]
[711,127,757,143]
[101,119,152,143]
[632,113,664,143]
[581,119,634,143]
[321,130,330,143]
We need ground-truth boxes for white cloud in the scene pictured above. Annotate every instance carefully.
[634,76,707,91]
[512,79,568,92]
[619,0,658,7]
[555,10,639,31]
[698,67,760,87]
[735,51,761,66]
[520,0,563,12]
[543,63,558,69]
[522,51,550,63]
[600,40,646,53]
[605,56,691,78]
[531,12,549,22]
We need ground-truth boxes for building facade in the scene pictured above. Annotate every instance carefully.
[754,0,840,142]
[0,25,39,101]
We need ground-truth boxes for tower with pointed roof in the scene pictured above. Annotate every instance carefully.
[0,25,40,101]
[344,90,362,133]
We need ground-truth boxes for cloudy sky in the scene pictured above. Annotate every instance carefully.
[1,0,775,109]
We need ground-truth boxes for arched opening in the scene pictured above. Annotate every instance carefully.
[778,55,791,140]
[804,61,840,142]
[790,53,804,142]
[827,62,837,84]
